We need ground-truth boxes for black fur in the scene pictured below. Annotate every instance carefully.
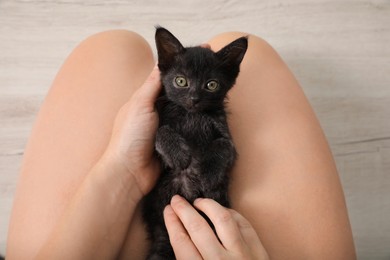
[142,27,248,260]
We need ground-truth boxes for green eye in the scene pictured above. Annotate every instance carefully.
[206,80,219,92]
[175,76,188,88]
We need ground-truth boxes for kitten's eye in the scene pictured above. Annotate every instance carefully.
[206,80,219,92]
[175,76,188,88]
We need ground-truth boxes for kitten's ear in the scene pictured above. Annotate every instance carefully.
[216,36,248,69]
[155,27,185,71]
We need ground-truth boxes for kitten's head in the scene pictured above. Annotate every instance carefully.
[155,27,248,113]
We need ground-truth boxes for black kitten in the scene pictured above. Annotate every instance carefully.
[142,27,248,260]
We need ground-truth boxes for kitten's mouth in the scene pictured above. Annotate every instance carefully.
[184,103,201,112]
[186,106,199,112]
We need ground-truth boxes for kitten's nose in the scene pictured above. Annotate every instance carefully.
[190,96,200,105]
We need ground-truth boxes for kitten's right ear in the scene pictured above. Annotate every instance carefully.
[155,27,184,71]
[216,36,248,69]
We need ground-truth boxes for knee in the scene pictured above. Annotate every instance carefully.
[208,31,271,52]
[72,30,154,68]
[207,31,280,66]
[82,29,153,56]
[54,30,155,99]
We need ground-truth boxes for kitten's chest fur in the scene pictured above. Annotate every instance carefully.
[158,101,226,199]
[167,107,221,147]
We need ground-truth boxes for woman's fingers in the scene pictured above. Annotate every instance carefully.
[133,63,162,105]
[169,195,224,259]
[194,198,269,259]
[163,205,202,260]
[166,196,269,259]
[194,198,245,252]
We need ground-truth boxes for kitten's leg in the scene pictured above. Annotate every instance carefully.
[143,178,176,260]
[201,137,236,207]
[146,225,175,260]
[197,137,235,241]
[155,125,191,169]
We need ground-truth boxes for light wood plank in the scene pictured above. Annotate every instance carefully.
[0,0,389,258]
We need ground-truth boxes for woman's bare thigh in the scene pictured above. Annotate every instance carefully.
[208,32,356,259]
[7,30,155,259]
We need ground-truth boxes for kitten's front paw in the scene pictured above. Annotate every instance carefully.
[211,138,236,163]
[176,142,191,169]
[156,125,192,170]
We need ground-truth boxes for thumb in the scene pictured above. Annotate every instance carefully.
[135,63,162,102]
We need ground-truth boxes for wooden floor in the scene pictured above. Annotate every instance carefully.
[0,0,389,258]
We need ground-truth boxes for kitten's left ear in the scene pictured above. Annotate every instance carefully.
[216,36,248,69]
[155,27,185,71]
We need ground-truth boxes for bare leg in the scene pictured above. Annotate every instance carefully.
[7,30,154,259]
[208,32,356,259]
[7,29,355,259]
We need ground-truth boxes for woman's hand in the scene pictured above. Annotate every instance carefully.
[103,63,162,195]
[164,195,269,260]
[36,65,163,259]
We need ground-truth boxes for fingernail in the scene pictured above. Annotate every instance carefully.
[194,198,203,204]
[164,205,174,215]
[171,194,182,204]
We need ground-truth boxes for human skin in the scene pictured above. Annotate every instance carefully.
[6,30,356,259]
